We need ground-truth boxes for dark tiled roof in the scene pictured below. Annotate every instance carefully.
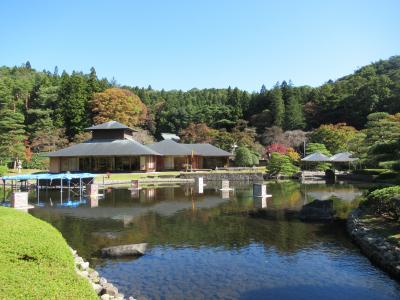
[147,140,192,156]
[183,143,232,157]
[329,152,358,162]
[301,152,330,162]
[47,139,160,157]
[148,140,232,157]
[85,121,132,131]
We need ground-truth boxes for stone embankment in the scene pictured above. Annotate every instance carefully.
[71,248,136,300]
[347,210,400,279]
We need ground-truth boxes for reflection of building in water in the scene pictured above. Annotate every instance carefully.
[254,197,267,209]
[162,187,175,200]
[184,186,192,197]
[89,195,99,207]
[130,189,139,199]
[141,188,156,202]
[221,190,230,199]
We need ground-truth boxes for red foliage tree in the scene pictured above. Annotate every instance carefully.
[265,143,288,155]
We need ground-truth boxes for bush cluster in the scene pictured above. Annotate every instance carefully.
[22,154,49,170]
[363,186,400,219]
[0,165,8,177]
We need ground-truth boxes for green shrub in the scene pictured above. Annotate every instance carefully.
[23,153,49,170]
[251,151,260,166]
[235,147,254,167]
[364,186,400,218]
[367,186,400,202]
[378,161,399,169]
[0,165,8,176]
[267,153,300,177]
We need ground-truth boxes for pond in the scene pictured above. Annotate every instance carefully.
[27,181,400,300]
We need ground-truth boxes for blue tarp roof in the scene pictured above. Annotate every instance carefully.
[1,173,96,181]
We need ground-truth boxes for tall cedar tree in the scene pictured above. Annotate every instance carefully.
[0,110,26,165]
[59,72,89,139]
[285,94,305,130]
[270,85,285,128]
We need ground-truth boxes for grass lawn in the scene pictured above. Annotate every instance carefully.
[0,207,97,300]
[94,171,181,181]
[5,168,45,175]
[94,167,266,182]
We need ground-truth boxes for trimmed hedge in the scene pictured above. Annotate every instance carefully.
[0,207,97,300]
[0,165,8,176]
[363,186,400,219]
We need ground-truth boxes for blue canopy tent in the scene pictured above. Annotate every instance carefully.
[2,173,96,182]
[1,173,96,203]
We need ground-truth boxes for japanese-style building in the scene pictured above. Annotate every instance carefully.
[47,121,231,173]
[147,139,231,171]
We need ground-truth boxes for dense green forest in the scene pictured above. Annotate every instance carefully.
[0,56,399,171]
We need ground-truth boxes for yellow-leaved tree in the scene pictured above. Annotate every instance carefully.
[91,88,147,127]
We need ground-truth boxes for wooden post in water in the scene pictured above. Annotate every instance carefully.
[253,184,267,197]
[195,177,203,194]
[220,180,230,191]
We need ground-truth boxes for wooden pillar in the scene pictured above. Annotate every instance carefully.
[3,180,6,202]
[79,177,82,200]
[68,179,71,200]
[60,178,63,204]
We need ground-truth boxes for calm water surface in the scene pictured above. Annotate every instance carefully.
[27,181,400,300]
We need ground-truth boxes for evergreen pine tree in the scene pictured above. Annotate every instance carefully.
[270,84,285,128]
[0,110,26,166]
[285,94,305,130]
[59,72,89,139]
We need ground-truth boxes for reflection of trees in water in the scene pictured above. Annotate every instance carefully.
[0,188,12,201]
[267,181,303,209]
[28,182,364,260]
[30,208,121,258]
[331,196,363,219]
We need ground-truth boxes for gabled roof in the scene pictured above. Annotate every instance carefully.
[301,152,331,162]
[147,140,232,157]
[329,152,358,162]
[85,121,133,131]
[147,140,192,156]
[47,139,160,157]
[183,143,232,157]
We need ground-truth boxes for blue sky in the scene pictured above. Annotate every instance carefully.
[0,0,399,91]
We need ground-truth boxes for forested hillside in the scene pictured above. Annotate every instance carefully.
[0,56,399,169]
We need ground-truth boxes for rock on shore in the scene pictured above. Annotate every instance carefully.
[347,209,400,279]
[71,248,136,300]
[101,243,147,258]
[299,199,335,221]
